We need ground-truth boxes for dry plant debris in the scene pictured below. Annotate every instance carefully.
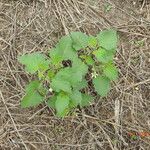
[0,0,150,149]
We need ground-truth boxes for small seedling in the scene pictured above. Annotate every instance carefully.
[104,3,112,12]
[135,40,144,47]
[18,29,119,117]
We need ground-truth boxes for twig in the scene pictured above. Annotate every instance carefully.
[0,91,29,150]
[125,78,150,90]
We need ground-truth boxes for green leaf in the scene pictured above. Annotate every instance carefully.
[70,90,82,106]
[93,76,111,97]
[51,77,72,93]
[38,60,50,71]
[103,64,118,80]
[73,79,87,90]
[54,68,77,86]
[38,84,47,96]
[21,80,44,108]
[46,70,55,80]
[55,59,88,86]
[97,29,117,50]
[18,52,47,74]
[49,35,78,64]
[56,35,77,60]
[93,48,114,63]
[88,35,97,47]
[21,91,43,108]
[81,55,94,65]
[55,94,70,117]
[72,59,88,81]
[47,95,57,109]
[85,56,94,65]
[25,80,40,93]
[49,48,63,65]
[38,60,50,79]
[38,71,44,80]
[70,32,89,50]
[80,94,93,107]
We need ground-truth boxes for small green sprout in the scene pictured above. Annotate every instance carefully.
[104,3,112,12]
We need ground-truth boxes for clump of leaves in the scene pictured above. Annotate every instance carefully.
[18,29,119,117]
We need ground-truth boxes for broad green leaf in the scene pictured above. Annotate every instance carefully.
[70,32,89,50]
[72,59,88,81]
[55,94,70,117]
[73,79,87,90]
[80,94,93,107]
[21,80,44,108]
[49,35,78,64]
[55,59,88,86]
[51,78,72,93]
[47,95,57,109]
[88,35,97,47]
[54,68,76,86]
[49,48,63,65]
[93,76,111,97]
[25,80,40,93]
[103,64,118,80]
[57,109,69,117]
[38,60,50,71]
[55,35,77,60]
[97,29,117,50]
[55,66,88,90]
[18,52,47,74]
[93,48,114,63]
[21,91,43,108]
[70,90,82,106]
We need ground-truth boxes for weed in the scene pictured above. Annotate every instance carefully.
[18,29,119,117]
[104,3,112,12]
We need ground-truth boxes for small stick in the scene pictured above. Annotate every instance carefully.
[0,91,29,150]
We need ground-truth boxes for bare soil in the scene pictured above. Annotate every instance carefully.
[0,0,150,150]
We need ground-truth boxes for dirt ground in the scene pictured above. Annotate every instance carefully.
[0,0,150,150]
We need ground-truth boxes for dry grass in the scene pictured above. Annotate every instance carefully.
[0,0,150,149]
